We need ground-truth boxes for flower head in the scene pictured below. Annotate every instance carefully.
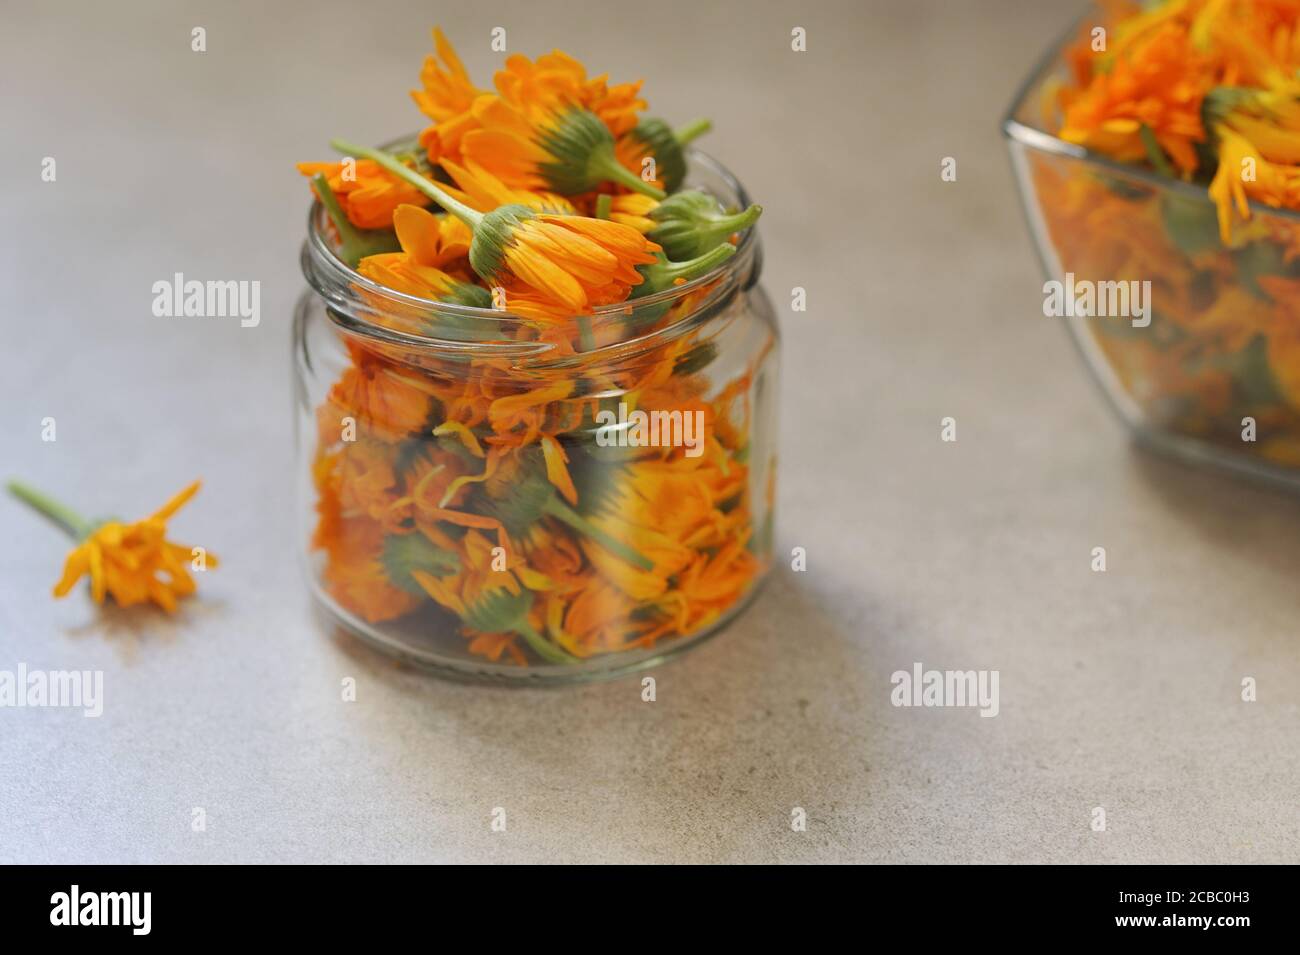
[471,205,661,312]
[494,49,645,136]
[411,27,485,123]
[297,159,429,229]
[462,101,667,198]
[437,156,577,215]
[411,28,489,168]
[357,204,490,306]
[1059,21,1211,173]
[9,480,217,613]
[1208,127,1300,242]
[616,117,711,195]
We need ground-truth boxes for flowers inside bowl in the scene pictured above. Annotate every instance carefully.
[1005,0,1300,485]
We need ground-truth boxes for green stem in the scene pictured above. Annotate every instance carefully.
[674,118,712,146]
[592,150,666,200]
[594,194,613,220]
[543,496,655,571]
[7,481,93,539]
[330,138,485,229]
[631,244,738,299]
[515,619,579,665]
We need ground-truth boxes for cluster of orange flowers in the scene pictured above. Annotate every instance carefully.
[296,30,771,665]
[1033,0,1300,467]
[1057,0,1300,242]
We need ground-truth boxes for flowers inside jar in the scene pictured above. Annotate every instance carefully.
[294,28,777,675]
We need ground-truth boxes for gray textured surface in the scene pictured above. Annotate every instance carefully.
[1,0,1296,864]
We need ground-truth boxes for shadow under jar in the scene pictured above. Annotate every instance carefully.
[293,149,779,683]
[1005,7,1300,489]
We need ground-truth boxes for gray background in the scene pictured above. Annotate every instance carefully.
[1,0,1295,863]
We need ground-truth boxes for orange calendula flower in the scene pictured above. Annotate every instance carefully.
[495,48,646,137]
[411,27,485,123]
[324,340,440,441]
[297,159,430,229]
[1208,127,1300,241]
[459,96,665,198]
[9,479,216,613]
[603,192,660,234]
[438,156,577,214]
[491,209,661,313]
[357,205,490,306]
[1059,21,1210,173]
[329,139,661,315]
[319,516,425,624]
[412,28,490,168]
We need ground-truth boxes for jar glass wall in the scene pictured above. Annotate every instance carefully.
[293,150,779,682]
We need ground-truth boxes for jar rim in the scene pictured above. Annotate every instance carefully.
[300,144,760,355]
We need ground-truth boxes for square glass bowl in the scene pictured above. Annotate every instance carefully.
[1004,10,1300,488]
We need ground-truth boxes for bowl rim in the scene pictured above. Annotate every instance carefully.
[1000,2,1300,226]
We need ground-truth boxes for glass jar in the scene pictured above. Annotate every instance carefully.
[1004,8,1300,488]
[293,148,779,683]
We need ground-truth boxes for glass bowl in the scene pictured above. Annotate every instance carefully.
[1004,7,1300,488]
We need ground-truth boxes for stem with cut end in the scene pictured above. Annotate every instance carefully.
[674,118,712,146]
[705,203,763,242]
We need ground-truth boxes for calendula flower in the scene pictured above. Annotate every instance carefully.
[494,48,646,137]
[358,204,490,306]
[1208,127,1300,242]
[460,98,667,198]
[437,156,576,214]
[324,340,440,441]
[411,27,490,168]
[410,528,575,663]
[412,31,649,190]
[320,516,426,623]
[475,205,661,311]
[331,139,661,313]
[1208,87,1300,161]
[8,480,216,613]
[308,174,402,268]
[297,159,429,229]
[601,192,660,233]
[615,117,711,195]
[411,27,485,124]
[1059,21,1210,173]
